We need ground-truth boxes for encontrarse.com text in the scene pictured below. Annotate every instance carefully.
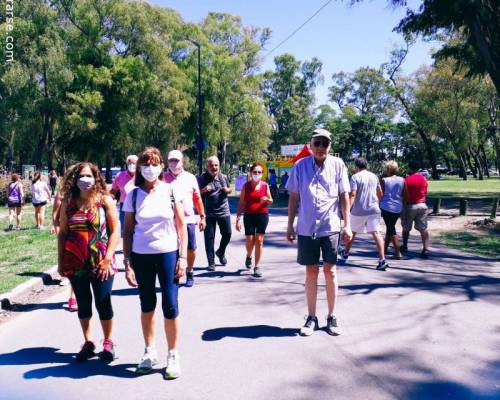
[5,0,14,62]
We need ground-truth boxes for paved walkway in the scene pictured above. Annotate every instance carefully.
[0,212,499,400]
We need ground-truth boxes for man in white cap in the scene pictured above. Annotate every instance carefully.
[111,154,138,236]
[164,150,206,287]
[286,128,352,337]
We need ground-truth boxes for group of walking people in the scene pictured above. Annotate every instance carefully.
[51,127,429,379]
[6,171,55,230]
[54,145,274,380]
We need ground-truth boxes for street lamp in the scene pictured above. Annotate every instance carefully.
[187,39,203,176]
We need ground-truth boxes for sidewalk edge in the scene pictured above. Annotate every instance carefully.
[0,265,58,310]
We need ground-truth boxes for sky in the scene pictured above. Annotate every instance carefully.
[149,0,438,105]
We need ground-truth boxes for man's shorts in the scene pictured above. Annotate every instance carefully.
[297,233,340,266]
[351,213,381,233]
[187,223,197,250]
[402,203,428,231]
[243,213,269,236]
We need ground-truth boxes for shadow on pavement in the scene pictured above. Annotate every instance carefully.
[202,325,299,341]
[0,347,140,380]
[6,301,66,312]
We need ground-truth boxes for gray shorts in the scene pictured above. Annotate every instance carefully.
[297,233,340,266]
[402,203,428,231]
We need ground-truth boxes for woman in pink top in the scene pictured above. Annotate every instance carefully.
[235,163,273,278]
[111,155,138,236]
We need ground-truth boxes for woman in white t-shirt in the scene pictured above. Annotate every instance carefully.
[123,147,188,379]
[31,172,52,229]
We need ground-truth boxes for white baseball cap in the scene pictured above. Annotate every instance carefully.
[167,150,183,161]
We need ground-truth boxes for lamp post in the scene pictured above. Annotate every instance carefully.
[188,39,203,176]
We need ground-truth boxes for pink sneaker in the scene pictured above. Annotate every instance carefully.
[100,339,116,363]
[68,297,78,312]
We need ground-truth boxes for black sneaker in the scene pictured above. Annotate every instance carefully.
[253,267,263,278]
[215,249,227,266]
[185,272,194,287]
[75,341,96,362]
[420,249,429,259]
[325,315,341,336]
[376,260,389,271]
[400,245,408,254]
[299,316,319,336]
[245,256,252,269]
[207,264,215,272]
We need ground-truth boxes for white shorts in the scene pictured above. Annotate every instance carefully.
[351,214,381,233]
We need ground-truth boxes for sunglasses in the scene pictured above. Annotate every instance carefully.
[313,140,330,148]
[252,171,263,175]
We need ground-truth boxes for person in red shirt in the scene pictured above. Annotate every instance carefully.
[402,160,430,258]
[235,163,273,278]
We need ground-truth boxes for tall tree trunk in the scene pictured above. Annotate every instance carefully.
[470,148,484,180]
[465,6,500,97]
[458,153,468,181]
[480,144,490,178]
[466,151,477,178]
[105,152,112,184]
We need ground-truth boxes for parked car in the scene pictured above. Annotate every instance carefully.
[418,169,430,179]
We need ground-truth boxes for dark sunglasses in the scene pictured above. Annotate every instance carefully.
[313,140,330,148]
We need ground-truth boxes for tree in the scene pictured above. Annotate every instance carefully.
[328,67,397,160]
[262,54,323,153]
[350,0,500,96]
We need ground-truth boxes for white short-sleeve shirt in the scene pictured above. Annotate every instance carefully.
[122,181,180,254]
[286,155,349,237]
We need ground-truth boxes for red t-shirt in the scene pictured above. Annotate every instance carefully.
[405,173,428,204]
[244,181,269,214]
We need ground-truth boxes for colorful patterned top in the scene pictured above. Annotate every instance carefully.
[61,198,115,277]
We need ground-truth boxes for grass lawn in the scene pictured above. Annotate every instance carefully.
[0,205,57,294]
[428,177,500,198]
[439,225,500,260]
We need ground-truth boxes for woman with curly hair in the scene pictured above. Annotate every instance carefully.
[122,147,188,379]
[57,162,119,363]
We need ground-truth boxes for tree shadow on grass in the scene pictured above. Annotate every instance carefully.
[202,325,299,341]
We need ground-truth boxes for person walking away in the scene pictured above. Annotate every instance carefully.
[198,156,232,271]
[286,128,352,337]
[268,169,278,199]
[122,147,188,379]
[31,172,52,229]
[379,161,404,259]
[57,162,119,362]
[6,173,24,230]
[341,157,388,271]
[111,155,138,236]
[49,170,58,197]
[164,150,206,288]
[401,160,430,258]
[235,163,273,278]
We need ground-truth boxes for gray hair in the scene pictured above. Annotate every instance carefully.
[126,155,138,163]
[206,156,219,165]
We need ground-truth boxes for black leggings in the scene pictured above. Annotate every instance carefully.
[131,251,179,319]
[69,274,114,320]
[381,209,400,237]
[204,216,232,264]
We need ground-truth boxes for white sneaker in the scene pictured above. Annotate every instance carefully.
[165,350,181,379]
[136,347,158,374]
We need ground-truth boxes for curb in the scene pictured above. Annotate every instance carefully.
[0,265,59,310]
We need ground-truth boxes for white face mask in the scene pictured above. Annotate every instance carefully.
[141,165,162,182]
[77,176,95,192]
[251,173,262,182]
[127,163,136,173]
